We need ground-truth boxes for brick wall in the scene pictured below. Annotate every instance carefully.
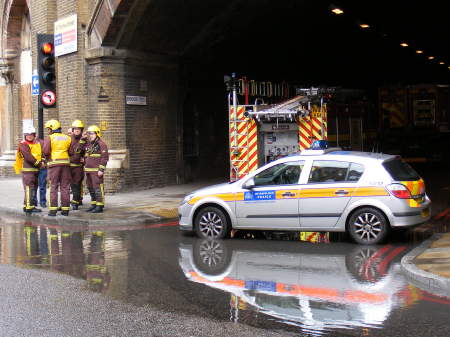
[123,62,180,189]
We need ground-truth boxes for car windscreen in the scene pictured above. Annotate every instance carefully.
[382,158,420,181]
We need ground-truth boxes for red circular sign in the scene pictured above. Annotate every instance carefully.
[41,90,56,107]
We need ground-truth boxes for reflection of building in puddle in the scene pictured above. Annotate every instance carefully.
[179,239,424,332]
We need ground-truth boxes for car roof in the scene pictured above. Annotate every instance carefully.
[279,149,396,163]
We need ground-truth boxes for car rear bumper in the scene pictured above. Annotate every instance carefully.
[389,202,431,228]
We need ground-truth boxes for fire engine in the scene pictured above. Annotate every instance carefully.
[379,84,450,163]
[226,74,374,182]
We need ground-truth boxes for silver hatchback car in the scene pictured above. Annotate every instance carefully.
[179,149,431,244]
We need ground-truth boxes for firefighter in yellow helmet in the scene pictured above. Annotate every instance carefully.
[43,119,73,216]
[78,125,109,213]
[69,120,85,210]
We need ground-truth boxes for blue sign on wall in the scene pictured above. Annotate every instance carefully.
[31,73,39,96]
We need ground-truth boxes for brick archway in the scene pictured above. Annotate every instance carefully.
[87,0,144,49]
[0,0,31,175]
[2,0,29,57]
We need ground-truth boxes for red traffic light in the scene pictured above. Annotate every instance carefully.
[41,42,53,54]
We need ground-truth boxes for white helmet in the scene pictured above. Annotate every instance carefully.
[23,125,36,134]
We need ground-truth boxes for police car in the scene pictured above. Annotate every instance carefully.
[179,143,431,244]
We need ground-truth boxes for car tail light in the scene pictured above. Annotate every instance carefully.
[387,184,412,199]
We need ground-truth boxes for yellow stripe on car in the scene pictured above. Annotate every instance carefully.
[188,187,389,205]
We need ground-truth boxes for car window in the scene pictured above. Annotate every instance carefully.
[254,161,304,186]
[309,161,351,183]
[346,163,365,182]
[382,158,420,181]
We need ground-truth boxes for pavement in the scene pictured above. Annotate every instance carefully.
[402,232,450,298]
[0,177,220,228]
[1,176,450,297]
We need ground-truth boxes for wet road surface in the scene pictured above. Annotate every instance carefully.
[0,214,449,337]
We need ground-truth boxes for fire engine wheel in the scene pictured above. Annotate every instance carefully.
[195,207,230,239]
[347,207,389,245]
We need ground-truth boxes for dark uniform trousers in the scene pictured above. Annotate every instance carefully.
[70,166,84,205]
[48,165,71,211]
[86,172,105,206]
[23,172,39,210]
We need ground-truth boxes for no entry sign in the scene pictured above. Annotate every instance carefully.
[41,90,56,107]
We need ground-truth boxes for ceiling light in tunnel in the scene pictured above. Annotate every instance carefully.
[439,61,445,65]
[359,23,370,29]
[331,7,344,15]
[415,50,423,54]
[400,42,409,47]
[428,56,435,60]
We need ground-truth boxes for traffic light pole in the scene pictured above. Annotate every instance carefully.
[38,106,44,139]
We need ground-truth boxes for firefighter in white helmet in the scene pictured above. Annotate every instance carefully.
[14,125,45,213]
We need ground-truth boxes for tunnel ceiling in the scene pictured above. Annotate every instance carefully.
[126,0,450,86]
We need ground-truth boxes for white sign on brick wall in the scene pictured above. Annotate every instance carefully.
[126,96,147,105]
[54,14,77,57]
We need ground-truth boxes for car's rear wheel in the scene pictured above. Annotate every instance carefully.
[195,207,230,239]
[347,207,389,245]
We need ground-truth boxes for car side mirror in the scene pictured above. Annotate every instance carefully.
[243,178,255,189]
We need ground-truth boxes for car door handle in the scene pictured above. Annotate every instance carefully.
[335,190,349,195]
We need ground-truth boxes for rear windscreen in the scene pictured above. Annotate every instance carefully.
[382,158,420,181]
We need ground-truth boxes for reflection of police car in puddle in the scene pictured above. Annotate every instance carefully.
[179,239,415,331]
[179,143,431,244]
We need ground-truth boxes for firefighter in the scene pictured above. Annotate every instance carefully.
[69,120,85,210]
[43,119,73,216]
[80,125,109,213]
[33,136,47,208]
[14,125,45,213]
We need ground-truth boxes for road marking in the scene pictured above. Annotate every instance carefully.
[434,207,450,220]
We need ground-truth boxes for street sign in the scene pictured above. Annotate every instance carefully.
[41,90,56,107]
[126,95,147,105]
[54,14,77,57]
[31,71,39,96]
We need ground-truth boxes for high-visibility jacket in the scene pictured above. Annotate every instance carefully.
[14,141,43,174]
[80,137,109,173]
[44,133,72,167]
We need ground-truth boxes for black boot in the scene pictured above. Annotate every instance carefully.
[91,205,103,213]
[71,203,79,210]
[61,210,69,216]
[31,207,42,213]
[48,210,57,216]
[86,204,97,212]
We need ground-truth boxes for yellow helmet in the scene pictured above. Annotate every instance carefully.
[87,125,102,137]
[44,119,61,131]
[71,120,84,128]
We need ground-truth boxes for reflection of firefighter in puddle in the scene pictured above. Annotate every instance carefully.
[60,231,85,279]
[86,231,110,293]
[48,228,63,272]
[23,223,40,265]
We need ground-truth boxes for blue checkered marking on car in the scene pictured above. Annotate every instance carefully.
[244,190,276,201]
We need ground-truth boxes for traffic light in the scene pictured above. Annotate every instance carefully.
[37,34,56,108]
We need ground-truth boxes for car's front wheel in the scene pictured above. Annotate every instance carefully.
[347,207,389,245]
[195,206,230,239]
